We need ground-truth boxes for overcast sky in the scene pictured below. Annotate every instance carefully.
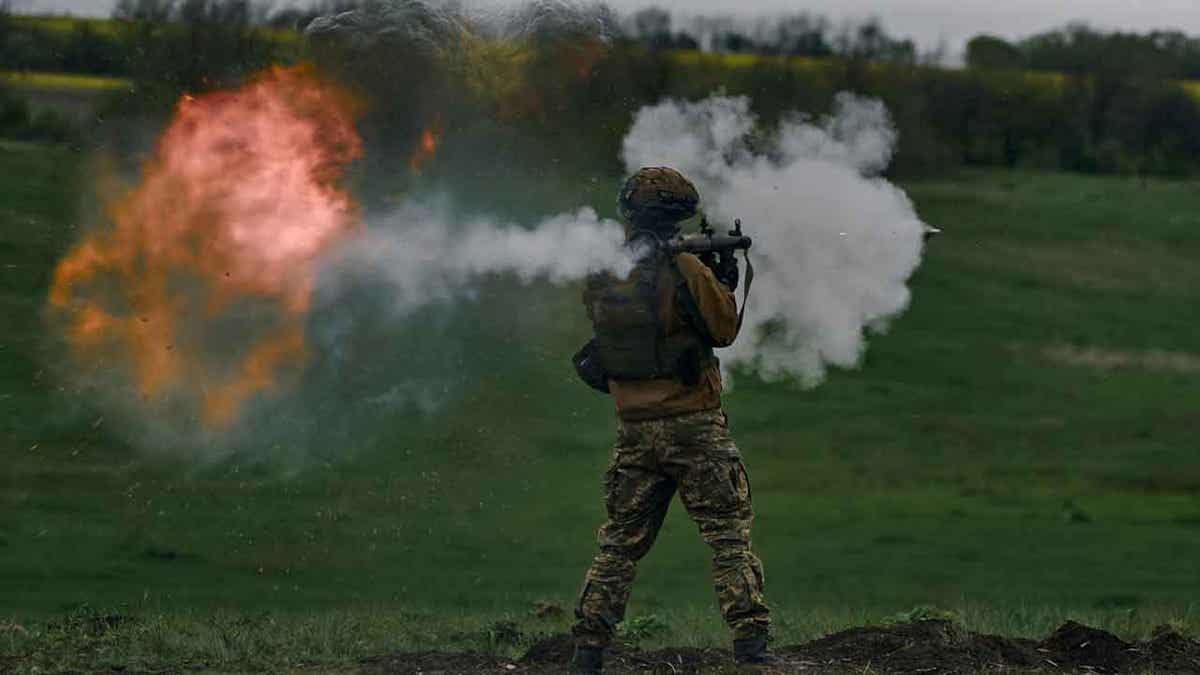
[24,0,1200,57]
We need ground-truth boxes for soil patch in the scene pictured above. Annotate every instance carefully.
[359,620,1200,674]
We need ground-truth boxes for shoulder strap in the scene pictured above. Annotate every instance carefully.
[737,250,754,331]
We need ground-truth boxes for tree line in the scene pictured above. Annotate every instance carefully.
[4,1,1200,178]
[968,24,1200,79]
[617,8,924,63]
[0,2,924,75]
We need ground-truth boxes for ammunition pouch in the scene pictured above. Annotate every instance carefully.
[584,247,715,386]
[572,338,610,393]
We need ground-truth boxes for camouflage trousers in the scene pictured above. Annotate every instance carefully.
[572,409,770,648]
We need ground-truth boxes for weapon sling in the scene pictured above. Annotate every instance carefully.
[736,250,754,331]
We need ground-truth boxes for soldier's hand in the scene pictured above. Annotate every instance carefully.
[715,251,739,292]
[698,251,718,270]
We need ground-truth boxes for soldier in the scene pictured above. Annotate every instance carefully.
[569,167,774,673]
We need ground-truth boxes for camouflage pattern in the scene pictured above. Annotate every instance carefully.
[618,167,701,224]
[572,409,770,648]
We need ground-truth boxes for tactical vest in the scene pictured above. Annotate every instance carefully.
[585,245,716,384]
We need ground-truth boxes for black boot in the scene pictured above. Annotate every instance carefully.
[733,635,775,665]
[570,645,604,674]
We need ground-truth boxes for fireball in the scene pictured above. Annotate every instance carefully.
[49,64,362,427]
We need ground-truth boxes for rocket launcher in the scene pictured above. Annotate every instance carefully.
[667,218,752,256]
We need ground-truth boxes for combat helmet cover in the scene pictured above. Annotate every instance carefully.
[618,167,700,226]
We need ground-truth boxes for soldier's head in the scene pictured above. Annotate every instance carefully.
[617,167,699,238]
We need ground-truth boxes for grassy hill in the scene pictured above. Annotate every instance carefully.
[1,139,1198,670]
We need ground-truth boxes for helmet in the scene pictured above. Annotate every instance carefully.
[617,167,699,227]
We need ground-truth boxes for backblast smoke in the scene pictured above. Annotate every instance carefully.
[319,201,632,316]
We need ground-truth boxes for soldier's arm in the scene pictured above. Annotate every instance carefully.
[676,253,739,347]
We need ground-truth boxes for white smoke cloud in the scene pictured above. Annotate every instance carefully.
[622,93,927,385]
[321,200,632,316]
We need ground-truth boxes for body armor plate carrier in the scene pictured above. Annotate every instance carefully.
[585,244,716,385]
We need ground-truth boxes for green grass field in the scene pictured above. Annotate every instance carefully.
[1,141,1198,671]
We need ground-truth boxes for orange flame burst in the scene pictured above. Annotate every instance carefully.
[409,116,442,173]
[49,64,363,428]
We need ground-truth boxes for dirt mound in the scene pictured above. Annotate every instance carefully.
[1037,620,1133,671]
[784,619,1042,673]
[1029,620,1200,673]
[1141,625,1200,673]
[359,620,1200,674]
